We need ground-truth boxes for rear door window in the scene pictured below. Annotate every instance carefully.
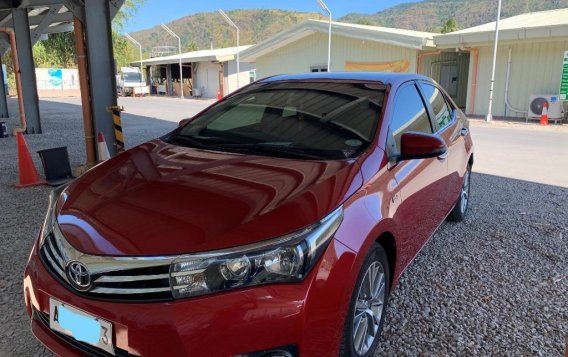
[420,83,453,130]
[389,82,433,150]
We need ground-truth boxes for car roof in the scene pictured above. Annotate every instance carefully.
[258,72,432,87]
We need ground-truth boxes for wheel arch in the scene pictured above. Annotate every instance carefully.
[375,232,396,289]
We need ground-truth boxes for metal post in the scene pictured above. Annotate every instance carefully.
[178,36,182,98]
[218,9,240,89]
[84,0,118,157]
[236,27,239,88]
[73,16,96,167]
[317,0,332,72]
[124,33,143,74]
[12,8,41,134]
[486,0,502,123]
[0,55,9,118]
[161,24,183,99]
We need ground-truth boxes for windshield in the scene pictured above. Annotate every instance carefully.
[123,72,142,82]
[168,81,386,160]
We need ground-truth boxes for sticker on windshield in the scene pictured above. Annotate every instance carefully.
[345,139,363,147]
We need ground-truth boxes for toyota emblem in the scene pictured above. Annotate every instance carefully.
[66,261,91,291]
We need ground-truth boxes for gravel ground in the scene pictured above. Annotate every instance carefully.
[0,97,566,356]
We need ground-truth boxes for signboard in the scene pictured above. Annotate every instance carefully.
[560,51,568,100]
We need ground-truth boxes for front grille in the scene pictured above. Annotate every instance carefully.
[40,225,175,302]
[33,309,136,357]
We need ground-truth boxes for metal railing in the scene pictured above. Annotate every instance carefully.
[151,46,178,58]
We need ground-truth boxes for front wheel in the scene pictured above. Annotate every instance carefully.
[447,164,472,222]
[340,243,390,357]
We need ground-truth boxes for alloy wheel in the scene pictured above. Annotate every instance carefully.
[460,169,471,214]
[352,261,386,355]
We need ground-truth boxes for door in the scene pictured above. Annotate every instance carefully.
[419,81,465,209]
[440,63,458,98]
[385,82,449,270]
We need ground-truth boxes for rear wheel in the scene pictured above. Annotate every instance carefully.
[340,243,390,357]
[447,164,471,222]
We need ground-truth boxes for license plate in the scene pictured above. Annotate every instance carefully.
[49,298,115,355]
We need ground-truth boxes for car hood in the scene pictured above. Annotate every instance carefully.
[56,139,363,256]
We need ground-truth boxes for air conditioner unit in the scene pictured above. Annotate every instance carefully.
[527,94,564,121]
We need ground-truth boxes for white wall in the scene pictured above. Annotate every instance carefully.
[469,39,568,117]
[225,60,255,94]
[35,68,79,90]
[194,61,221,98]
[255,32,419,79]
[193,60,256,98]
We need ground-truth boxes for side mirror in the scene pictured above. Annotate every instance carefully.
[399,131,447,161]
[178,118,191,127]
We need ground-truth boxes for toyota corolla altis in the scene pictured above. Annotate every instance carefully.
[24,72,473,357]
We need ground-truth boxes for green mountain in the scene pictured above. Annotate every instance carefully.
[339,0,568,32]
[130,1,568,55]
[130,9,325,55]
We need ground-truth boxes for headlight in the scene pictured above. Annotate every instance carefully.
[170,206,343,299]
[40,185,67,243]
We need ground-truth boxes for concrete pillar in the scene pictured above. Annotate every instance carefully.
[12,8,41,133]
[83,0,118,156]
[0,55,8,118]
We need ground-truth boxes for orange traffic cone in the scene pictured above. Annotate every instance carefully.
[540,102,549,126]
[217,90,222,100]
[15,132,46,187]
[97,132,111,161]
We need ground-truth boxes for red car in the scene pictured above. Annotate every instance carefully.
[24,73,473,357]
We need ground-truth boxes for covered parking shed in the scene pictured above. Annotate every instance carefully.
[0,0,125,161]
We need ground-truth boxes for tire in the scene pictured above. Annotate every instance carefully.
[447,164,472,222]
[340,243,390,357]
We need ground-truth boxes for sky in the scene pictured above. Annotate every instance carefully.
[123,0,418,32]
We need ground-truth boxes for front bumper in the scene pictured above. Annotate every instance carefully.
[24,238,357,357]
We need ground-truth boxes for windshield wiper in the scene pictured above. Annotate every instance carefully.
[167,135,211,149]
[215,142,322,160]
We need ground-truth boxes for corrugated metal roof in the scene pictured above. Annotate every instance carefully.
[241,19,436,62]
[137,45,254,66]
[436,8,568,46]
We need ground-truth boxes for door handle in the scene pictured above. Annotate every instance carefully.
[460,127,469,137]
[437,151,448,160]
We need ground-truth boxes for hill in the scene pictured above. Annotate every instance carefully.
[130,1,568,55]
[131,9,325,55]
[338,0,568,32]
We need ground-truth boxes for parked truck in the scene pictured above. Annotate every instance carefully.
[116,67,149,96]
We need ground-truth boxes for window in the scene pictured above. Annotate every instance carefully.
[390,83,432,149]
[420,83,453,130]
[310,65,328,73]
[173,81,386,160]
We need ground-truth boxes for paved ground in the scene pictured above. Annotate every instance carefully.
[0,97,566,356]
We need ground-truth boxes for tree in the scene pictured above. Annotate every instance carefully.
[186,40,198,52]
[38,32,76,67]
[357,18,373,26]
[441,19,459,34]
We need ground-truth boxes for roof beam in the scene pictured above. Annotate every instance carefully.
[61,0,83,23]
[30,4,61,44]
[42,21,72,34]
[109,0,123,19]
[29,9,71,26]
